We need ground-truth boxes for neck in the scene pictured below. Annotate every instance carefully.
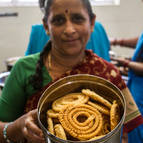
[47,49,85,72]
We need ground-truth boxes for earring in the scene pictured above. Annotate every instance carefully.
[91,28,94,33]
[46,31,50,35]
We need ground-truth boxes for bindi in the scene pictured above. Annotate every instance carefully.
[65,9,68,13]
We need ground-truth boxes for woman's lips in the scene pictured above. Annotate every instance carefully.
[64,39,77,42]
[63,39,79,44]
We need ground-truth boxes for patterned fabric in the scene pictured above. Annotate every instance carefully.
[24,41,143,133]
[24,50,125,114]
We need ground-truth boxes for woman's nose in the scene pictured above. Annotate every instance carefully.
[63,21,76,35]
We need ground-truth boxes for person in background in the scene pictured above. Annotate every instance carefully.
[110,37,139,48]
[25,0,110,61]
[111,33,143,143]
[0,0,142,142]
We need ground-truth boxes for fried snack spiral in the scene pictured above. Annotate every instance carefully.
[87,101,110,116]
[52,93,89,112]
[46,89,121,141]
[110,100,120,130]
[54,124,67,140]
[82,89,112,108]
[58,104,103,141]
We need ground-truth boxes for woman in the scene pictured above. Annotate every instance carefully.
[110,37,138,48]
[0,0,142,142]
[25,22,111,61]
[25,0,110,61]
[111,33,143,143]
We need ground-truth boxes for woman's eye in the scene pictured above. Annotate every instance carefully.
[51,16,66,26]
[72,14,85,24]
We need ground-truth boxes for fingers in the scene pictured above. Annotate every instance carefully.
[109,38,117,46]
[111,57,125,63]
[30,109,38,118]
[22,109,46,143]
[23,126,45,143]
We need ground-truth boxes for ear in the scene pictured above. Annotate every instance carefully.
[42,18,50,35]
[90,15,96,33]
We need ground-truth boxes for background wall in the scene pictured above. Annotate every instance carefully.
[0,0,143,72]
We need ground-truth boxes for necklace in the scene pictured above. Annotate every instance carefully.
[47,51,86,71]
[48,52,52,70]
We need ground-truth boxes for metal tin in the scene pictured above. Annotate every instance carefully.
[37,74,126,143]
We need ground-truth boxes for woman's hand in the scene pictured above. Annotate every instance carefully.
[111,57,130,67]
[110,57,130,76]
[13,109,46,143]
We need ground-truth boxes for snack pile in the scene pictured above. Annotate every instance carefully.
[46,89,120,141]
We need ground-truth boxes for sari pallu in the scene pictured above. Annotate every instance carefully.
[24,50,143,133]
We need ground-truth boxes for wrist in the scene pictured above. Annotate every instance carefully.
[3,122,13,143]
[119,39,124,46]
[123,60,130,67]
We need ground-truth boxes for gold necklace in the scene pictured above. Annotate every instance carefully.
[48,52,52,70]
[47,52,86,71]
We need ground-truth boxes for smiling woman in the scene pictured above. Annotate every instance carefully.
[0,0,142,143]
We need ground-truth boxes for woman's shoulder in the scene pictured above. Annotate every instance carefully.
[13,53,40,70]
[86,50,126,89]
[86,50,119,71]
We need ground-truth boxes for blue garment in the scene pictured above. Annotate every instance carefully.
[86,22,110,61]
[25,22,110,61]
[25,24,50,56]
[127,33,143,143]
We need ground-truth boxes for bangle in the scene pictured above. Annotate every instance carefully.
[3,122,13,143]
[120,39,124,46]
[123,60,130,67]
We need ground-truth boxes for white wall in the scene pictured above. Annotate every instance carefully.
[0,7,43,72]
[93,0,143,58]
[0,0,143,72]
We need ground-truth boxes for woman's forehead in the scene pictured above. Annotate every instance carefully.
[50,0,85,13]
[52,0,83,5]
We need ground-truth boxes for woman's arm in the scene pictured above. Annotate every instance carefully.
[0,109,45,143]
[128,61,143,76]
[110,37,139,49]
[111,57,143,76]
[0,57,45,142]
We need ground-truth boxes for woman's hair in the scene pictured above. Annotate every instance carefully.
[29,42,50,90]
[38,0,45,14]
[43,0,95,23]
[39,0,45,8]
[30,0,95,90]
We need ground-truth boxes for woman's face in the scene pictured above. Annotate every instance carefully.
[45,0,95,56]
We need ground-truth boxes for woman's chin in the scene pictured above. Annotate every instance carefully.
[65,48,84,56]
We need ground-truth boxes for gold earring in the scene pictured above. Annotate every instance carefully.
[91,28,94,33]
[46,31,49,35]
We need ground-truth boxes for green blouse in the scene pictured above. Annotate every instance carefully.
[0,53,52,122]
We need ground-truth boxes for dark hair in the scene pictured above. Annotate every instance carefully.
[43,0,95,24]
[29,42,50,90]
[39,0,45,9]
[30,0,95,90]
[38,0,46,14]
